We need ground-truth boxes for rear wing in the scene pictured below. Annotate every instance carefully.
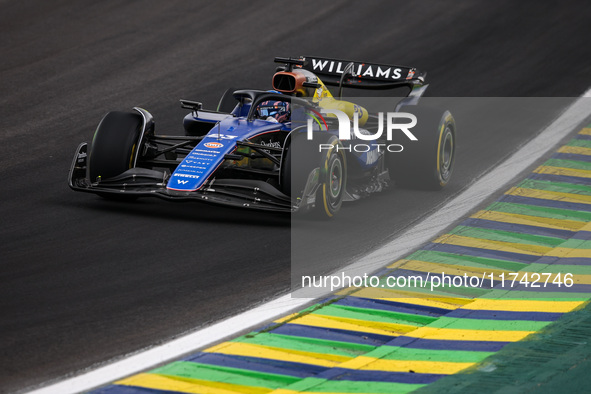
[275,56,426,90]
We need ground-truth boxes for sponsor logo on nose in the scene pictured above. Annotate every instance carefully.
[204,142,223,149]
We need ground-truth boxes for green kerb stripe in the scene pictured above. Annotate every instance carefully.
[330,304,438,325]
[527,263,591,275]
[408,250,528,271]
[427,316,550,331]
[567,139,591,148]
[235,332,375,357]
[544,158,591,171]
[483,289,589,301]
[518,179,591,195]
[312,304,429,327]
[302,379,427,394]
[380,346,494,363]
[556,238,591,249]
[150,361,298,388]
[488,202,591,222]
[449,226,564,247]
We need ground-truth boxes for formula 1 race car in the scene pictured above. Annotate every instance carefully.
[69,56,456,218]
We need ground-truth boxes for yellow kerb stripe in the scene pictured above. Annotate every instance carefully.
[116,373,270,394]
[281,314,404,338]
[397,260,591,284]
[433,234,551,255]
[204,342,347,367]
[310,313,419,334]
[466,299,585,313]
[534,166,591,179]
[341,356,474,375]
[507,187,591,205]
[546,247,591,258]
[558,145,591,156]
[404,326,534,342]
[471,210,585,231]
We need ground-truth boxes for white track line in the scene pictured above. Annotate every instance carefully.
[29,91,591,394]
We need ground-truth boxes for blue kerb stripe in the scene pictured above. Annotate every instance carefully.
[501,195,591,213]
[445,309,563,321]
[386,336,509,352]
[423,243,541,264]
[460,218,574,239]
[528,173,591,186]
[574,134,591,141]
[268,323,394,346]
[553,152,591,163]
[571,231,591,240]
[319,367,445,384]
[184,352,327,376]
[182,352,317,378]
[335,296,450,317]
[535,256,591,265]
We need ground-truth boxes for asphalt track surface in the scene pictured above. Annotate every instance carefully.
[1,1,591,392]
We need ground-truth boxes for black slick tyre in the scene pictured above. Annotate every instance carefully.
[88,111,143,183]
[315,136,346,218]
[281,132,347,219]
[387,106,456,190]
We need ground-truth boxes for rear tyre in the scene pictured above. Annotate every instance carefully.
[280,130,320,200]
[314,136,347,218]
[88,111,143,200]
[281,133,347,219]
[387,107,456,190]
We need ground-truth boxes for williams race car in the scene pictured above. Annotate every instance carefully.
[69,56,456,218]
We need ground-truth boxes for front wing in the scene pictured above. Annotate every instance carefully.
[68,143,305,213]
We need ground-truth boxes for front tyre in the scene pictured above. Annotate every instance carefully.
[88,111,143,183]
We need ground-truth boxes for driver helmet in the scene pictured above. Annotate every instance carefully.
[257,100,290,123]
